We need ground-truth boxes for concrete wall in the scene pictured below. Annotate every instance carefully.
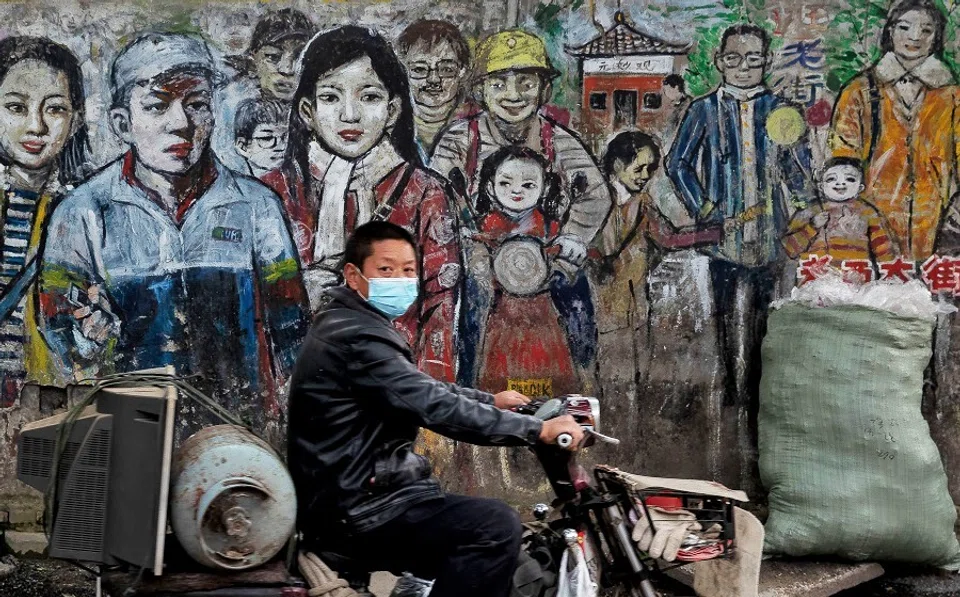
[2,0,960,526]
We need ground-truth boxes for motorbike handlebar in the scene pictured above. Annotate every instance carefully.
[554,429,619,449]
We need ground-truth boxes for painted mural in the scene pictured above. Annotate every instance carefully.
[4,0,960,502]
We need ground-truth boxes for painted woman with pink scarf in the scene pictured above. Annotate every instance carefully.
[263,26,462,381]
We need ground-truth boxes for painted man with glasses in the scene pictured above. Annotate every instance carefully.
[397,20,471,157]
[666,24,811,491]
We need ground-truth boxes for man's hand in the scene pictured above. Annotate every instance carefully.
[495,390,530,410]
[539,415,585,450]
[71,284,120,344]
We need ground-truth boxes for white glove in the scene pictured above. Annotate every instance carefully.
[632,506,701,562]
[552,234,588,266]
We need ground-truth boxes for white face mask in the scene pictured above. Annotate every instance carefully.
[360,273,419,319]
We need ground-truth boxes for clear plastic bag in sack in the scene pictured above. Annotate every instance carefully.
[556,541,597,597]
[772,272,956,320]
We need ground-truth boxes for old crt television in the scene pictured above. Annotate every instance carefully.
[16,371,176,575]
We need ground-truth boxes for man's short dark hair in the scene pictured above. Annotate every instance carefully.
[663,74,685,92]
[719,24,771,56]
[602,131,662,177]
[344,221,418,270]
[397,20,470,66]
[234,98,287,141]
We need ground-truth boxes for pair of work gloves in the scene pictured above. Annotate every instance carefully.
[631,505,722,562]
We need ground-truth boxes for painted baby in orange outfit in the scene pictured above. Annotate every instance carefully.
[783,157,896,282]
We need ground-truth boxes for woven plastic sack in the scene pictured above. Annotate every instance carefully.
[759,303,960,568]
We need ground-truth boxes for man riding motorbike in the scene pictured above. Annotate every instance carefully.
[287,221,584,597]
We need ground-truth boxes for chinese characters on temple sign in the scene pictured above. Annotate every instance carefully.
[797,255,960,295]
[582,56,675,75]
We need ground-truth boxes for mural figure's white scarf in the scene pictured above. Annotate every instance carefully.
[308,140,406,266]
[719,84,766,246]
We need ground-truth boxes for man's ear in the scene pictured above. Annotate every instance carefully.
[343,262,363,293]
[110,108,133,145]
[298,96,314,128]
[540,80,553,104]
[611,158,626,177]
[235,138,252,159]
[472,82,485,106]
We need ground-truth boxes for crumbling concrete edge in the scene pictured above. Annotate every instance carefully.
[758,563,885,597]
[665,561,886,597]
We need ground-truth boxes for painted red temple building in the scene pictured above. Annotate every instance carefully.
[568,11,690,152]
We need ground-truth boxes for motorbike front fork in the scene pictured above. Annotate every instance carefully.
[603,503,659,597]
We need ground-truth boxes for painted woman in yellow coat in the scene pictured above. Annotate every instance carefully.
[830,0,960,261]
[0,37,90,406]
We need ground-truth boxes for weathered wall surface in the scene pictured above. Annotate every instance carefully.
[2,0,960,524]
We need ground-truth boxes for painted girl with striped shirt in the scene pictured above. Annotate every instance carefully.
[0,37,91,406]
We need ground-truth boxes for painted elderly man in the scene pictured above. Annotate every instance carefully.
[397,19,472,156]
[39,33,308,431]
[431,30,611,389]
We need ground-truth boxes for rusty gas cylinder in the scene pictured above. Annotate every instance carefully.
[170,425,296,570]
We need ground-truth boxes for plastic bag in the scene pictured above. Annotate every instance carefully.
[772,272,955,320]
[556,545,597,597]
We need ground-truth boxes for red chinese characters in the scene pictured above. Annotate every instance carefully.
[797,254,833,284]
[841,259,873,283]
[921,255,960,294]
[795,253,960,296]
[879,257,915,282]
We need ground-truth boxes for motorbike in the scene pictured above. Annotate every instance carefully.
[509,395,740,597]
[315,394,740,597]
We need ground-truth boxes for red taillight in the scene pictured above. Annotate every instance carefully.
[645,495,684,510]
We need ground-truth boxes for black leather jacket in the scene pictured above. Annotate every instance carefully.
[287,286,543,536]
